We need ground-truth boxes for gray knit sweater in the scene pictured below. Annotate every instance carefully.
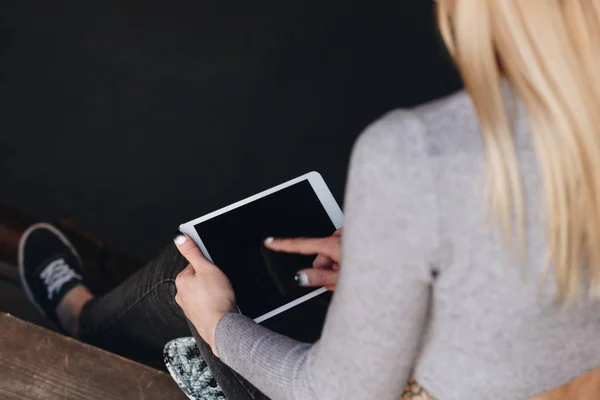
[214,90,600,400]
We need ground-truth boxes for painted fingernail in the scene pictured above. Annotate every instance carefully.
[295,273,309,287]
[174,232,187,245]
[264,237,274,244]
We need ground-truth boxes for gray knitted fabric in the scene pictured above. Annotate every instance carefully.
[214,90,600,400]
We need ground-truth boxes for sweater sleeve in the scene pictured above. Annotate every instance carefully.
[215,109,439,400]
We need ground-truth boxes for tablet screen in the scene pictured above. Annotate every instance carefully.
[193,180,337,320]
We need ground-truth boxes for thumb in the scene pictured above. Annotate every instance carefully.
[173,232,214,273]
[295,268,338,288]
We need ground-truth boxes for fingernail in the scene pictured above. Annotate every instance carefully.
[264,237,274,244]
[174,232,187,245]
[295,273,309,287]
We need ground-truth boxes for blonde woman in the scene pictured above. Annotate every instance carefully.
[19,0,600,399]
[173,0,600,398]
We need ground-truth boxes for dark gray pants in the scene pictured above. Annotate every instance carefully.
[77,244,328,399]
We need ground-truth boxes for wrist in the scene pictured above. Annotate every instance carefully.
[207,311,229,357]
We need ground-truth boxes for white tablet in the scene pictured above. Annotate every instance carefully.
[179,171,343,324]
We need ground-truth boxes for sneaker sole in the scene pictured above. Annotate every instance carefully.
[18,222,84,318]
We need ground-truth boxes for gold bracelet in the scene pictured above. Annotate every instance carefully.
[400,377,435,400]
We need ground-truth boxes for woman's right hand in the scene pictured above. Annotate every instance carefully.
[264,229,342,291]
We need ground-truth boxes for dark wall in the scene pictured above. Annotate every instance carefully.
[0,1,461,260]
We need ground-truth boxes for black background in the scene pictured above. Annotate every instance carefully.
[0,1,461,261]
[194,180,336,319]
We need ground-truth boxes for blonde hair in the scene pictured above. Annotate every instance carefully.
[437,0,600,301]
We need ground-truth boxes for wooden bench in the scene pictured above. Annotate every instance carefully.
[0,313,186,400]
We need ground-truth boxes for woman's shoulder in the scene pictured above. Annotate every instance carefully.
[352,89,481,165]
[413,89,474,122]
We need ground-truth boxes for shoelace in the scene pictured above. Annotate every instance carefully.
[39,258,82,300]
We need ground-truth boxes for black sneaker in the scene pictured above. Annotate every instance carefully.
[18,223,86,331]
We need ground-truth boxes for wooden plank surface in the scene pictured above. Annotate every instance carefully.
[0,260,19,284]
[0,204,33,266]
[0,313,187,400]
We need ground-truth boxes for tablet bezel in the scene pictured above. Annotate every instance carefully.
[178,171,343,323]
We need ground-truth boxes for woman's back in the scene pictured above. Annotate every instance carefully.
[397,90,600,398]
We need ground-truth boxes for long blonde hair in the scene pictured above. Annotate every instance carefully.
[437,0,600,301]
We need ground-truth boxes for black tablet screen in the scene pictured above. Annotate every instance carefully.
[194,180,337,320]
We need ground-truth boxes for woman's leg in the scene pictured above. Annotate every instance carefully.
[77,242,270,399]
[77,244,190,365]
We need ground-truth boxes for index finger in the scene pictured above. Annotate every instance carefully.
[173,232,214,273]
[265,236,340,261]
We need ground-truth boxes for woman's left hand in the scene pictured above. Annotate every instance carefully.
[173,233,237,356]
[265,229,342,291]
